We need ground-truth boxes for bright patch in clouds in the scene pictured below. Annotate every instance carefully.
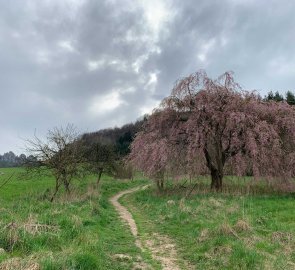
[149,72,158,84]
[87,58,128,72]
[36,50,50,64]
[140,0,171,36]
[58,40,75,52]
[145,72,159,93]
[89,91,124,116]
[197,39,216,63]
[140,99,160,115]
[132,54,149,73]
[87,60,105,71]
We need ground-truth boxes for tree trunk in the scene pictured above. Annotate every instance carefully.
[50,179,61,202]
[156,178,164,191]
[160,178,164,190]
[204,142,224,192]
[210,168,223,191]
[64,179,71,194]
[96,170,103,186]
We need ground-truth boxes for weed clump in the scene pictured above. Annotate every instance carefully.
[271,232,293,244]
[198,229,209,243]
[0,258,40,270]
[234,220,251,232]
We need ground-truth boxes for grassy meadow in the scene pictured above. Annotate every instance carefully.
[1,168,295,269]
[122,177,295,269]
[0,167,150,269]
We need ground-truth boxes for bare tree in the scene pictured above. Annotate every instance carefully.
[82,139,116,186]
[26,124,85,202]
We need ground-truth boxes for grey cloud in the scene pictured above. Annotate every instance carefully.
[144,0,295,95]
[0,0,295,153]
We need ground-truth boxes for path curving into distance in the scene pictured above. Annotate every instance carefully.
[109,186,145,250]
[110,185,192,270]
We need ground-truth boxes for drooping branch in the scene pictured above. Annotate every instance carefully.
[130,70,295,191]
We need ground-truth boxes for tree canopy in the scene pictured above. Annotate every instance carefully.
[82,137,116,185]
[265,90,295,105]
[0,152,28,168]
[26,125,85,201]
[81,119,144,158]
[130,71,295,191]
[286,91,295,106]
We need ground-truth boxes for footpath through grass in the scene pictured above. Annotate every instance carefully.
[2,169,295,269]
[123,179,295,270]
[0,167,149,269]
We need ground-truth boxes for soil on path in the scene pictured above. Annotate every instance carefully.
[109,186,144,250]
[110,186,192,270]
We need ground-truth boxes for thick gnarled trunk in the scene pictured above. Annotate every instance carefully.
[204,142,225,192]
[210,168,223,191]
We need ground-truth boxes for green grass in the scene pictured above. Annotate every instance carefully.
[122,178,295,269]
[2,169,295,269]
[0,167,150,269]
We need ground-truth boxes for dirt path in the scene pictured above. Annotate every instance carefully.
[110,186,191,270]
[109,186,144,250]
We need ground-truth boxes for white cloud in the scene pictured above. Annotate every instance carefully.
[58,40,75,53]
[139,0,173,40]
[140,99,160,115]
[87,59,105,71]
[144,71,159,94]
[87,58,129,72]
[89,91,125,116]
[148,72,158,84]
[197,38,216,63]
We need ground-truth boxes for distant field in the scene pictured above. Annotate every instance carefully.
[0,167,149,269]
[0,167,55,201]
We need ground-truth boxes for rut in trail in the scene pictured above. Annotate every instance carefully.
[110,186,193,270]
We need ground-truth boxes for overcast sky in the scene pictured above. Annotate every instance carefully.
[1,0,295,154]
